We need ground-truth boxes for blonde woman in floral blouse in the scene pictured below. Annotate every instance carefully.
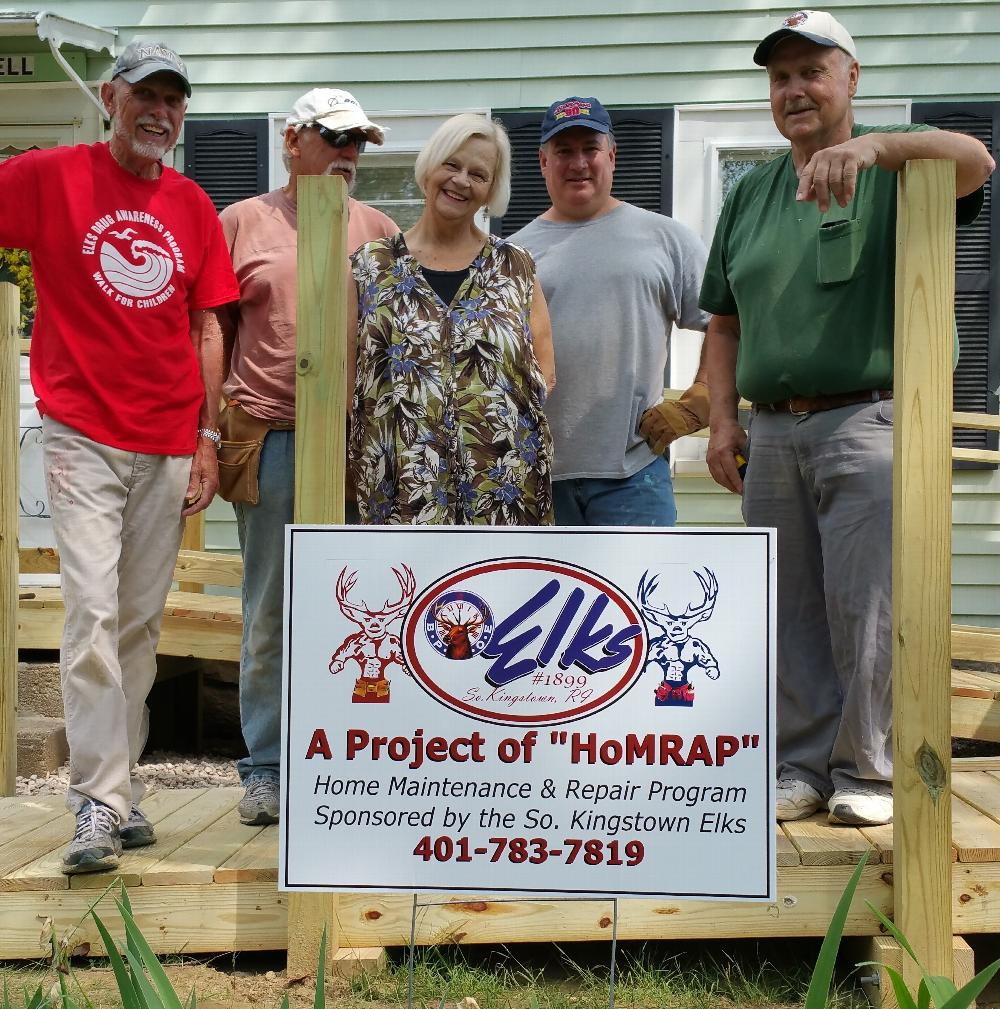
[348,114,556,525]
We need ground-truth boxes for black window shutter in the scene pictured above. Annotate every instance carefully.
[183,119,269,212]
[912,102,998,467]
[493,108,672,236]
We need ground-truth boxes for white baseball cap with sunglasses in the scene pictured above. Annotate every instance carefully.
[286,88,387,150]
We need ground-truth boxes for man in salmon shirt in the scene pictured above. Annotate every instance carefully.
[0,40,239,874]
[218,88,397,826]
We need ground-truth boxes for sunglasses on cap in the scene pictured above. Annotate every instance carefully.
[314,125,367,154]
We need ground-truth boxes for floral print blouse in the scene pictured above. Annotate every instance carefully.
[350,233,553,525]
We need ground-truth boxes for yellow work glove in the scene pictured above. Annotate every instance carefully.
[638,381,711,456]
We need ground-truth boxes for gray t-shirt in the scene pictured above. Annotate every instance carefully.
[512,203,709,480]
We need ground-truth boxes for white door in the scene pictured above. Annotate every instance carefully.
[669,100,911,473]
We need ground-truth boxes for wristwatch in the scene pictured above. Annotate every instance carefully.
[198,427,222,447]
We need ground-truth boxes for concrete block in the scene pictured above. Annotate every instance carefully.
[17,713,68,777]
[17,661,63,719]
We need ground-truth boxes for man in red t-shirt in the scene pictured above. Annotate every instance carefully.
[218,88,397,827]
[0,40,239,875]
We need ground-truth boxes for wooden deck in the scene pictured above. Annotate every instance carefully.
[4,766,1000,959]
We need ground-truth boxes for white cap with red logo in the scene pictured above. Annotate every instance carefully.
[754,10,857,66]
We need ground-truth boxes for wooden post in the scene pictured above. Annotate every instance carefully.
[0,283,19,795]
[893,159,955,983]
[286,174,347,978]
[178,512,206,593]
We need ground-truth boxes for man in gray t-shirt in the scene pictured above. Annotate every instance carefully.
[511,96,710,526]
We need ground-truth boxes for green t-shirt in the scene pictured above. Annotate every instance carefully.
[699,123,971,404]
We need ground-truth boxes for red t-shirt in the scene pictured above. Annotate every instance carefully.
[0,143,239,454]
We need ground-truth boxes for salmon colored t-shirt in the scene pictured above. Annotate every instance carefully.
[221,190,397,422]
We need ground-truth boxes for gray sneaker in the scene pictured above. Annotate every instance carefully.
[238,776,279,825]
[120,804,156,849]
[62,801,122,875]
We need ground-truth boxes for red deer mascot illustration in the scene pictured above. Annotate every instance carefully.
[329,565,416,703]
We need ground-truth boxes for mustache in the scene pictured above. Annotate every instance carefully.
[322,159,357,183]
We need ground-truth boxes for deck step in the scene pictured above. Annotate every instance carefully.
[952,666,1000,742]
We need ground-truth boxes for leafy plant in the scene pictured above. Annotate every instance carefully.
[0,247,35,334]
[806,851,1000,1009]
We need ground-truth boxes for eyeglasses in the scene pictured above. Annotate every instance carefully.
[314,125,367,154]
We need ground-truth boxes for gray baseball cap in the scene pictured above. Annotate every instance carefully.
[112,40,191,97]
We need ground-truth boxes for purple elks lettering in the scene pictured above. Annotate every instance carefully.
[482,578,561,686]
[558,595,643,673]
[482,578,642,685]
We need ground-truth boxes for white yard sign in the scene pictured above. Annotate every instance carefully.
[280,527,776,900]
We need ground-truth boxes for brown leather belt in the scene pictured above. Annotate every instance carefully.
[758,389,892,415]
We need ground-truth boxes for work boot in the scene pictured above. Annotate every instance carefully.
[62,800,122,875]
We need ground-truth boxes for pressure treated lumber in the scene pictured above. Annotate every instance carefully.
[178,512,206,592]
[288,173,348,978]
[0,283,18,795]
[892,158,956,983]
[860,935,974,1009]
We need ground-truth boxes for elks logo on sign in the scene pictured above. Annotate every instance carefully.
[402,558,648,726]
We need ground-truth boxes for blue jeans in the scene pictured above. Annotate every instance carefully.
[234,430,359,783]
[234,429,294,784]
[552,456,677,526]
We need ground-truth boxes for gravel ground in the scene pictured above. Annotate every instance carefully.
[16,749,241,796]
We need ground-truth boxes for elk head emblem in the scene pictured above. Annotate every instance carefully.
[336,564,416,639]
[638,568,719,643]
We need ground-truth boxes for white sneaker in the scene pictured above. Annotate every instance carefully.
[828,788,893,826]
[775,778,824,821]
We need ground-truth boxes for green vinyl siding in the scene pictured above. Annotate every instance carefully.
[49,1,1000,113]
[28,0,998,628]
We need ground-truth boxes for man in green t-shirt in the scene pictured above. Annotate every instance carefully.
[702,9,993,827]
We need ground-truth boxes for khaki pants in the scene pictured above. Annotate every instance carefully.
[43,418,191,821]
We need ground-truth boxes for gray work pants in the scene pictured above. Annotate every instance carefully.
[742,400,894,798]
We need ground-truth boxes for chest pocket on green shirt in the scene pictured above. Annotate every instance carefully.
[817,217,863,286]
[816,174,874,287]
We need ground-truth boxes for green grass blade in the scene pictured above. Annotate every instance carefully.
[925,974,958,1006]
[880,965,920,1009]
[184,989,196,1009]
[2,979,10,1009]
[115,897,183,1009]
[803,853,869,1009]
[314,928,327,1009]
[279,996,289,1009]
[23,987,47,1009]
[55,964,71,1009]
[121,945,163,1009]
[939,958,1000,1009]
[918,977,931,1009]
[867,902,924,969]
[90,908,144,1009]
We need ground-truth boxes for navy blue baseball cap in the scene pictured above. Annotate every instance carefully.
[539,96,612,144]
